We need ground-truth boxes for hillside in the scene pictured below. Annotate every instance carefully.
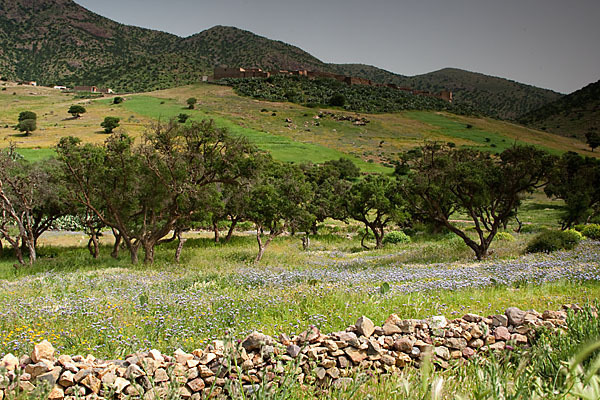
[0,0,562,119]
[518,80,600,140]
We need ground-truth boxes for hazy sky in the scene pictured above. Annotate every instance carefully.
[74,0,600,94]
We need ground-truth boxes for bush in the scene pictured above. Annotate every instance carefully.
[113,97,124,104]
[328,94,346,107]
[495,232,515,242]
[101,116,120,133]
[383,231,411,245]
[574,224,587,232]
[581,224,600,240]
[526,229,582,253]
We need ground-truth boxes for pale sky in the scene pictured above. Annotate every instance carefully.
[74,0,600,94]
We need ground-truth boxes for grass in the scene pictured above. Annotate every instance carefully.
[115,95,389,173]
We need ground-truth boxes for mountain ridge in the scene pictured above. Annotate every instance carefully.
[0,0,563,119]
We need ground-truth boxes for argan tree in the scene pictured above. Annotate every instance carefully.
[343,174,407,249]
[57,120,258,264]
[17,111,37,136]
[400,143,553,260]
[247,159,314,262]
[545,151,600,228]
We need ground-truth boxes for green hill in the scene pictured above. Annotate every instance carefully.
[518,80,600,140]
[331,66,563,120]
[0,0,562,120]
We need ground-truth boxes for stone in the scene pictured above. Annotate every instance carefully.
[429,316,448,330]
[381,354,396,366]
[125,364,145,380]
[81,374,101,394]
[299,326,320,343]
[446,337,468,350]
[0,354,19,371]
[154,368,169,383]
[24,362,49,379]
[36,367,61,386]
[337,332,360,348]
[344,348,367,364]
[316,367,326,380]
[148,349,164,363]
[338,356,350,369]
[198,365,214,378]
[470,324,484,339]
[31,340,55,363]
[187,378,205,392]
[73,369,92,383]
[491,314,508,327]
[174,349,194,364]
[505,307,527,326]
[393,337,413,353]
[179,386,193,399]
[101,371,117,386]
[489,342,506,351]
[144,387,168,400]
[113,377,130,394]
[383,314,402,335]
[395,352,412,367]
[462,347,476,358]
[434,346,451,361]
[463,313,483,323]
[321,358,336,369]
[398,319,419,334]
[355,316,375,338]
[199,352,216,365]
[543,310,566,320]
[327,367,340,379]
[333,377,354,390]
[494,326,511,342]
[242,331,269,352]
[470,339,484,348]
[48,386,64,400]
[511,334,528,345]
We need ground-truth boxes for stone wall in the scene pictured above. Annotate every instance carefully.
[0,305,583,400]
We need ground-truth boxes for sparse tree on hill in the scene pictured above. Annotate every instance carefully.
[101,117,120,133]
[585,130,600,152]
[17,119,36,135]
[178,113,190,123]
[18,111,36,122]
[68,105,86,118]
[187,97,197,110]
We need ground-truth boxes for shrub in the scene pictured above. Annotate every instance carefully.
[526,229,582,253]
[113,97,124,104]
[383,231,411,245]
[495,232,515,242]
[101,116,120,133]
[581,224,600,240]
[328,94,346,107]
[574,224,587,232]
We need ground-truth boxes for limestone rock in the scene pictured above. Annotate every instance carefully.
[0,354,19,371]
[494,326,511,342]
[242,331,269,352]
[505,307,526,326]
[48,386,64,400]
[429,316,448,330]
[355,316,375,338]
[434,346,451,361]
[31,340,55,363]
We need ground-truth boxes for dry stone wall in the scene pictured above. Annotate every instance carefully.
[0,305,586,400]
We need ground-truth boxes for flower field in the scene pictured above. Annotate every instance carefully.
[1,233,598,362]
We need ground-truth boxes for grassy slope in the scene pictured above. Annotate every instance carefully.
[1,82,595,169]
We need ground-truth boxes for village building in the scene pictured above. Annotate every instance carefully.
[53,85,67,90]
[74,85,97,93]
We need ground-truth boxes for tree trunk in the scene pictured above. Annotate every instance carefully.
[175,234,186,263]
[373,226,384,249]
[224,218,238,243]
[302,234,310,251]
[111,230,122,259]
[213,221,220,243]
[360,228,370,250]
[143,240,156,264]
[255,229,266,263]
[87,233,99,259]
[126,241,140,264]
[311,221,318,236]
[25,237,36,265]
[515,215,523,233]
